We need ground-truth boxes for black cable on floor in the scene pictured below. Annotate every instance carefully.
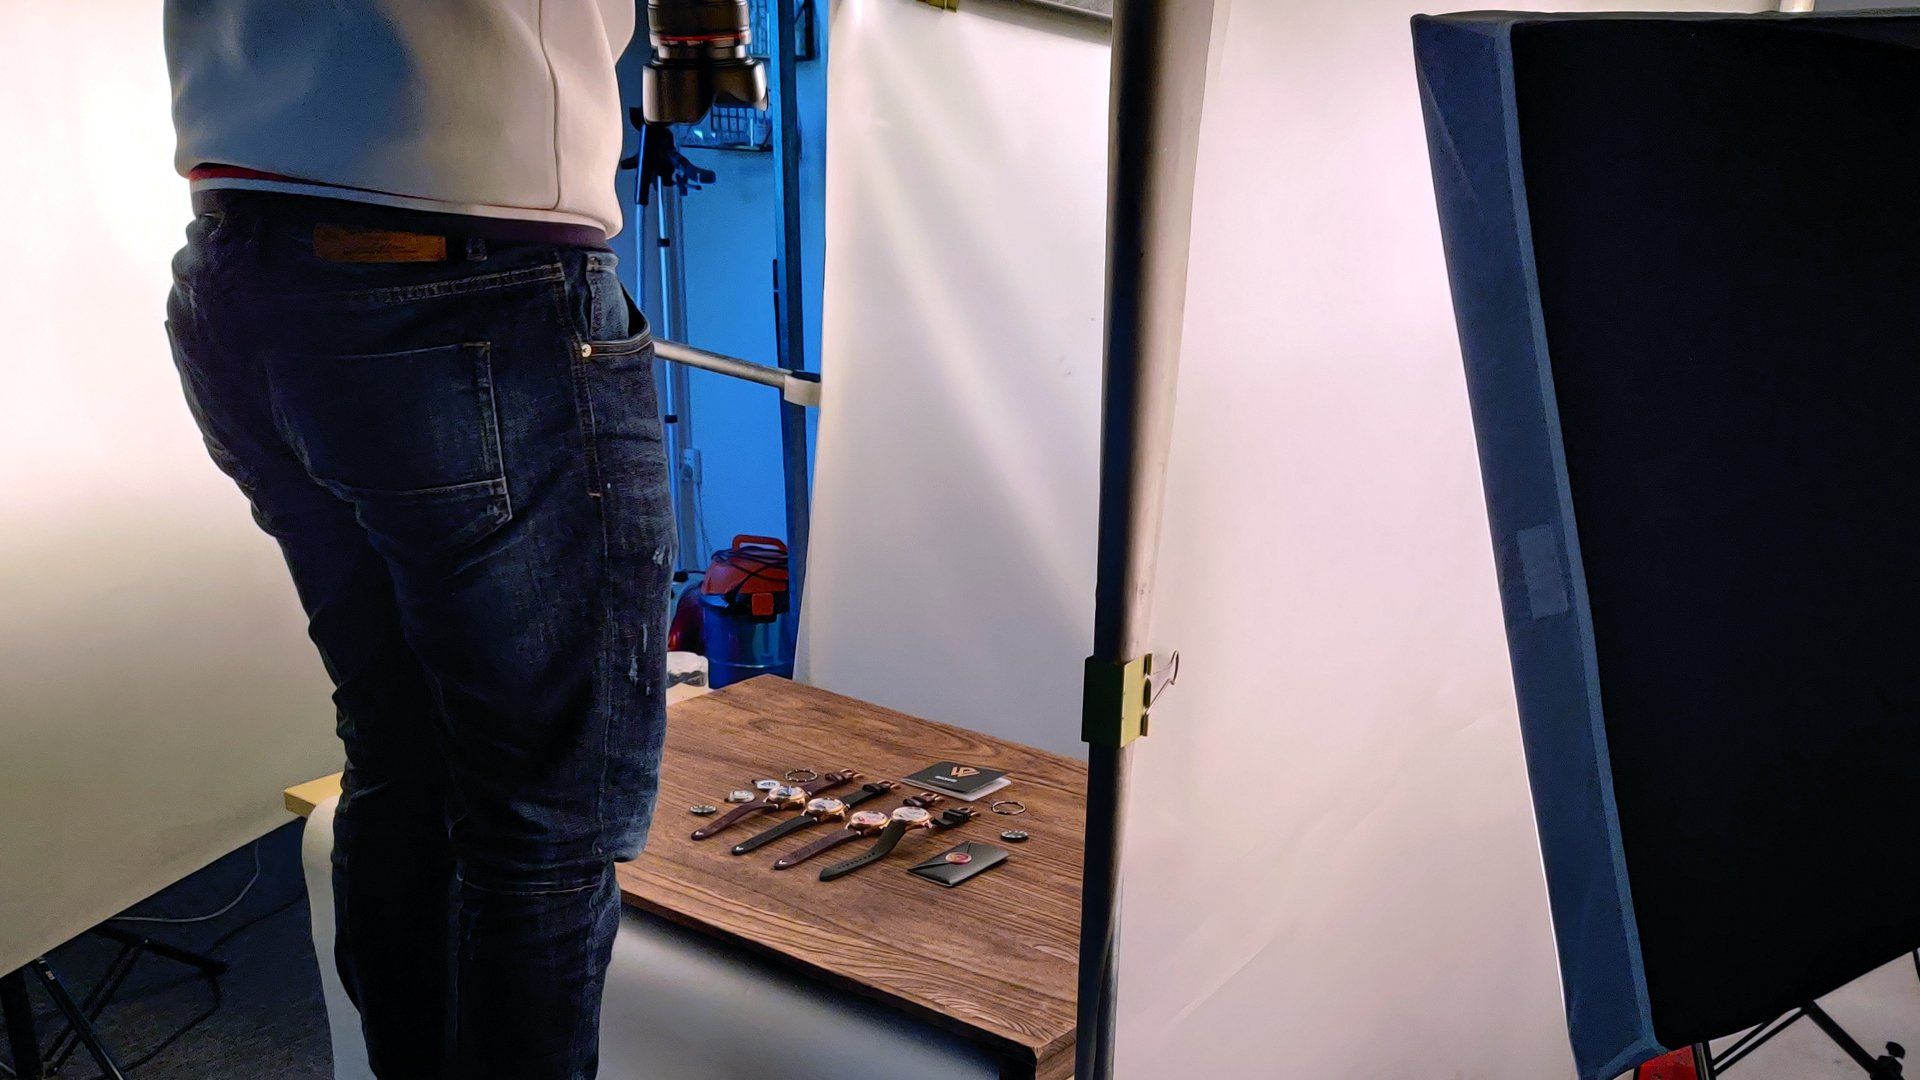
[206,893,302,957]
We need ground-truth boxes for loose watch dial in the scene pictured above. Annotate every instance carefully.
[754,779,783,793]
[849,810,890,829]
[891,806,933,826]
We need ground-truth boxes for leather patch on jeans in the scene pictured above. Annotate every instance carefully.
[313,224,449,263]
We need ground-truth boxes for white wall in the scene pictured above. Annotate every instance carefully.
[0,3,340,975]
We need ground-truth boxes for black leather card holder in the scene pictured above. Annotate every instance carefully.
[907,842,1010,887]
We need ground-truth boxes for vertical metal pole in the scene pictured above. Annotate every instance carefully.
[655,179,705,570]
[770,0,813,616]
[1075,3,1218,1079]
[2,968,44,1079]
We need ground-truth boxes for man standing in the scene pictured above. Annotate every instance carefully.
[163,4,670,1077]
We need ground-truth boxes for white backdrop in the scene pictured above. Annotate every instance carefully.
[0,3,339,975]
[1113,2,1768,1078]
[799,0,1112,756]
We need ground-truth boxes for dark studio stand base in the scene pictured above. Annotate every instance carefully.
[1,928,227,1079]
[1686,999,1908,1080]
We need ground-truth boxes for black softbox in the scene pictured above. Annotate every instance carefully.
[1414,11,1920,1079]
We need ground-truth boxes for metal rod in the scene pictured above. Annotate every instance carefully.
[1,969,42,1080]
[1074,2,1218,1078]
[770,0,814,620]
[656,338,821,407]
[28,962,125,1080]
[1801,1001,1897,1078]
[46,946,136,1071]
[655,180,706,570]
[89,927,227,976]
[1712,1009,1805,1072]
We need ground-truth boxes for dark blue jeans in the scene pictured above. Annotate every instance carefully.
[167,196,672,1079]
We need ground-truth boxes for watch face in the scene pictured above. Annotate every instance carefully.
[849,810,890,829]
[771,785,806,802]
[754,779,783,793]
[892,806,933,825]
[806,798,844,816]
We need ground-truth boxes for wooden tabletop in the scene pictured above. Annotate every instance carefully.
[618,676,1086,1080]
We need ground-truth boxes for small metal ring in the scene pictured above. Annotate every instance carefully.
[784,768,818,783]
[990,800,1027,816]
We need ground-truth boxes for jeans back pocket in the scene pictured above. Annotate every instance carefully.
[267,342,513,564]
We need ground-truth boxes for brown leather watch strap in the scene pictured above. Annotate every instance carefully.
[774,827,869,870]
[798,770,859,797]
[691,770,858,841]
[731,781,898,857]
[692,801,771,840]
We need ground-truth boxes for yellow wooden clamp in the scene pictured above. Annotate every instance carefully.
[1082,654,1153,749]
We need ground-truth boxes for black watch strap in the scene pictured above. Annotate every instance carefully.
[843,782,893,810]
[820,820,908,882]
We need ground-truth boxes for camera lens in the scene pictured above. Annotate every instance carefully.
[642,0,769,125]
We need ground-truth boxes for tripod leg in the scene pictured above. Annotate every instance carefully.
[1692,1043,1719,1080]
[1,969,44,1080]
[1803,1000,1903,1079]
[28,961,126,1080]
[89,926,228,977]
[47,945,140,1073]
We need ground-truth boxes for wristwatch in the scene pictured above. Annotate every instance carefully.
[818,805,977,881]
[732,781,901,855]
[770,793,946,870]
[691,770,858,840]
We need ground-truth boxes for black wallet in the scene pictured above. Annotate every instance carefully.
[906,842,1010,887]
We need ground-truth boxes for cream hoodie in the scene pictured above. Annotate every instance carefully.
[166,0,636,237]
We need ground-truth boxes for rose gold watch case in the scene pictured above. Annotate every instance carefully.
[891,806,934,826]
[848,810,890,831]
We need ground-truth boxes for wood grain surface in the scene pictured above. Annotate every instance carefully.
[616,676,1086,1079]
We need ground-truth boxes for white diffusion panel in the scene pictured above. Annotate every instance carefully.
[0,4,339,974]
[1112,1,1764,1078]
[800,0,1110,754]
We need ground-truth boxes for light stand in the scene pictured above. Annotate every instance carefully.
[1693,999,1908,1079]
[1,929,226,1080]
[1073,2,1217,1078]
